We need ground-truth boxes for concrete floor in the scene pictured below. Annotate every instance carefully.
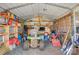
[5,45,63,55]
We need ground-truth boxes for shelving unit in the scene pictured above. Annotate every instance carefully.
[0,25,10,55]
[0,11,20,54]
[0,26,5,43]
[18,23,22,34]
[25,16,53,35]
[9,22,18,38]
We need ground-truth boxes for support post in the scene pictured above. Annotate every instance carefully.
[73,10,76,42]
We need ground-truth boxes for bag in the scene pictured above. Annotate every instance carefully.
[13,38,18,43]
[14,15,17,21]
[16,40,20,46]
[44,35,49,41]
[10,14,14,20]
[52,35,57,39]
[13,38,20,46]
[8,19,13,25]
[9,39,14,45]
[27,36,32,40]
[18,34,22,41]
[23,33,27,40]
[52,39,61,47]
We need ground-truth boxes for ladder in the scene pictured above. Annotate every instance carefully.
[72,8,79,54]
[61,7,79,55]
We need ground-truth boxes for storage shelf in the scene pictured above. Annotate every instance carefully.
[0,25,4,27]
[0,33,6,36]
[10,32,18,34]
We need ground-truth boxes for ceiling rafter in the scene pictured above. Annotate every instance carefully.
[0,4,33,20]
[0,3,34,12]
[45,3,72,10]
[6,3,34,11]
[0,7,6,11]
[0,3,76,20]
[0,3,73,11]
[20,12,55,20]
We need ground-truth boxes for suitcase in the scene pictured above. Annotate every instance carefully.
[31,38,38,48]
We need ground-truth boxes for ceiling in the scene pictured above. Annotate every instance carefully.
[0,3,78,20]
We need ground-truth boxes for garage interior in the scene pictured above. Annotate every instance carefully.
[0,3,79,55]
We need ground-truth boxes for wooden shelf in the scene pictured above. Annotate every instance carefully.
[0,33,6,36]
[26,19,52,22]
[0,25,4,27]
[0,24,7,27]
[10,32,18,34]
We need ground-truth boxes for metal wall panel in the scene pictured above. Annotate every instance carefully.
[0,3,77,20]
